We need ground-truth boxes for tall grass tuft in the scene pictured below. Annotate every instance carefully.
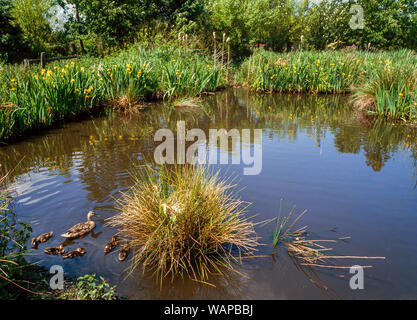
[107,164,258,285]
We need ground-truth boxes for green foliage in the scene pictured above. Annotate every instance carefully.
[304,0,417,50]
[239,49,417,121]
[0,0,31,62]
[0,41,225,140]
[0,180,33,298]
[10,0,53,53]
[73,274,116,300]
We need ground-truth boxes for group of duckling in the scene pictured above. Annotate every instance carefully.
[32,211,130,262]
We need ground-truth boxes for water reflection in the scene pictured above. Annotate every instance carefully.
[0,88,417,299]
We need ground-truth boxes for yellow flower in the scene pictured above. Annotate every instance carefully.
[11,87,16,91]
[71,79,76,83]
[65,64,69,68]
[75,88,80,93]
[47,70,53,77]
[10,78,17,83]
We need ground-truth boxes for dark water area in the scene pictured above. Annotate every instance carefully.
[1,89,417,299]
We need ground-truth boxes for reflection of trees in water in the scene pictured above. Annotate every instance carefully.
[1,89,417,197]
[229,89,417,176]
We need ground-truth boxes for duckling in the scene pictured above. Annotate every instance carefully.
[62,247,86,259]
[61,211,96,239]
[104,235,119,255]
[44,244,65,255]
[31,231,53,247]
[118,245,130,262]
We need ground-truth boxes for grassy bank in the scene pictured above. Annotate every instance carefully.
[0,41,226,140]
[237,49,417,121]
[1,46,417,142]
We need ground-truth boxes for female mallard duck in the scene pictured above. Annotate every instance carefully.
[118,245,130,262]
[104,235,119,255]
[31,231,53,247]
[44,244,65,255]
[61,211,96,239]
[62,247,86,259]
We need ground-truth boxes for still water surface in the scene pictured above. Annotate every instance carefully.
[1,89,417,299]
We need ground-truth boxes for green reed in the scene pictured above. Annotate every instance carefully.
[0,44,226,140]
[239,49,417,121]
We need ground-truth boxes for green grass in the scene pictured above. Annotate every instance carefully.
[107,164,258,285]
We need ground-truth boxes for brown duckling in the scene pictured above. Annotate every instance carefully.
[62,247,86,259]
[44,244,65,255]
[31,231,53,247]
[118,245,130,262]
[61,211,96,240]
[104,235,119,255]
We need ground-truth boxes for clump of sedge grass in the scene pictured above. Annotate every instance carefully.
[107,164,258,285]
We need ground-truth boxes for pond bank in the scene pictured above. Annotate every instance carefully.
[2,46,417,144]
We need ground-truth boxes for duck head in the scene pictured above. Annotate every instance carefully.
[87,211,96,221]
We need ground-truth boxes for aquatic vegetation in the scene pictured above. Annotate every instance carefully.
[352,64,417,120]
[107,164,258,285]
[239,49,417,121]
[272,202,385,270]
[0,44,226,140]
[272,199,303,248]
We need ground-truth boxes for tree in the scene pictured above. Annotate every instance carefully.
[0,0,31,62]
[10,0,53,53]
[304,0,417,50]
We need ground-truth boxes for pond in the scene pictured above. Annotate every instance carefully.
[1,88,417,299]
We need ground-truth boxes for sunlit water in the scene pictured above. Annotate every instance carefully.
[1,89,417,299]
